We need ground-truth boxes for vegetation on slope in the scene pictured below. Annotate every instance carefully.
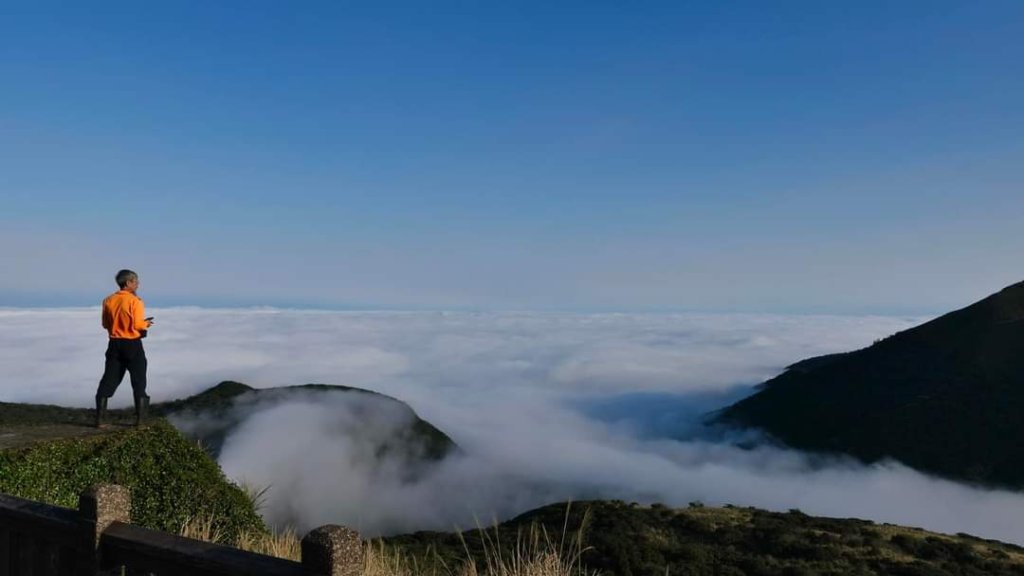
[0,380,457,542]
[156,381,458,461]
[716,280,1024,487]
[0,420,265,542]
[385,501,1024,576]
[0,380,457,460]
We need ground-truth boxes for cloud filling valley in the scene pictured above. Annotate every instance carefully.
[4,308,1024,543]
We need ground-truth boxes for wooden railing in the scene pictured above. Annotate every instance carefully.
[0,484,362,576]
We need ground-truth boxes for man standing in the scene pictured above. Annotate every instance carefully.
[96,269,154,428]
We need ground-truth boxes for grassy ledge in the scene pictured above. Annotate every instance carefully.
[0,419,266,542]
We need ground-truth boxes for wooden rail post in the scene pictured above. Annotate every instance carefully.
[78,484,131,576]
[301,525,363,576]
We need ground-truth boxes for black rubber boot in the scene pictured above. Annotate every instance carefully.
[134,394,149,427]
[95,396,108,428]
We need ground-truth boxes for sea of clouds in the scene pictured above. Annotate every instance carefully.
[4,307,1024,543]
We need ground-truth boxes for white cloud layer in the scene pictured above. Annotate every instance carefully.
[5,308,1024,544]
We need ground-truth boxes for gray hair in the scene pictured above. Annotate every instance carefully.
[115,269,138,288]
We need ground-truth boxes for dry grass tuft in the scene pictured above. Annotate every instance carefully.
[180,514,225,545]
[479,506,594,576]
[179,504,597,576]
[236,526,302,560]
[364,539,424,576]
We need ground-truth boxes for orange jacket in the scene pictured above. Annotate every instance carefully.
[102,290,149,339]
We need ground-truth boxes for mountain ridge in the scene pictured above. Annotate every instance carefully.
[0,381,458,462]
[161,380,458,463]
[386,500,1024,576]
[715,280,1024,487]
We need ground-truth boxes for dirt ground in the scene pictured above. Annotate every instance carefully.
[0,423,134,450]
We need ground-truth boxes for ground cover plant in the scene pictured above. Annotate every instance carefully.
[0,419,265,541]
[385,501,1024,576]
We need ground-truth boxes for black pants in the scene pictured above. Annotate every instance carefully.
[96,338,147,399]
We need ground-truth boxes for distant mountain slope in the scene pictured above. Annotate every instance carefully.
[157,381,458,462]
[715,280,1024,487]
[386,500,1024,576]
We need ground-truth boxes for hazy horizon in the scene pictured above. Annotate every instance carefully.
[0,300,954,317]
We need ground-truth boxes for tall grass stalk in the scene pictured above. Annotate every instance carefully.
[238,481,272,514]
[180,503,597,576]
[467,504,595,576]
[179,514,224,545]
[237,525,302,560]
[364,539,424,576]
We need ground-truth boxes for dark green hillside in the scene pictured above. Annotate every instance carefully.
[0,381,457,461]
[0,420,265,542]
[716,280,1024,487]
[0,379,458,538]
[386,500,1024,576]
[156,381,457,461]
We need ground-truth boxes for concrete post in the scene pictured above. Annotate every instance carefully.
[78,484,131,576]
[301,524,363,576]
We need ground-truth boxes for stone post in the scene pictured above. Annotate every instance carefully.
[301,524,363,576]
[78,484,131,576]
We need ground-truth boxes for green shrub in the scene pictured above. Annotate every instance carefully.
[0,420,265,542]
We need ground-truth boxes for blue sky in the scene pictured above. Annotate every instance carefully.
[2,1,1022,312]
